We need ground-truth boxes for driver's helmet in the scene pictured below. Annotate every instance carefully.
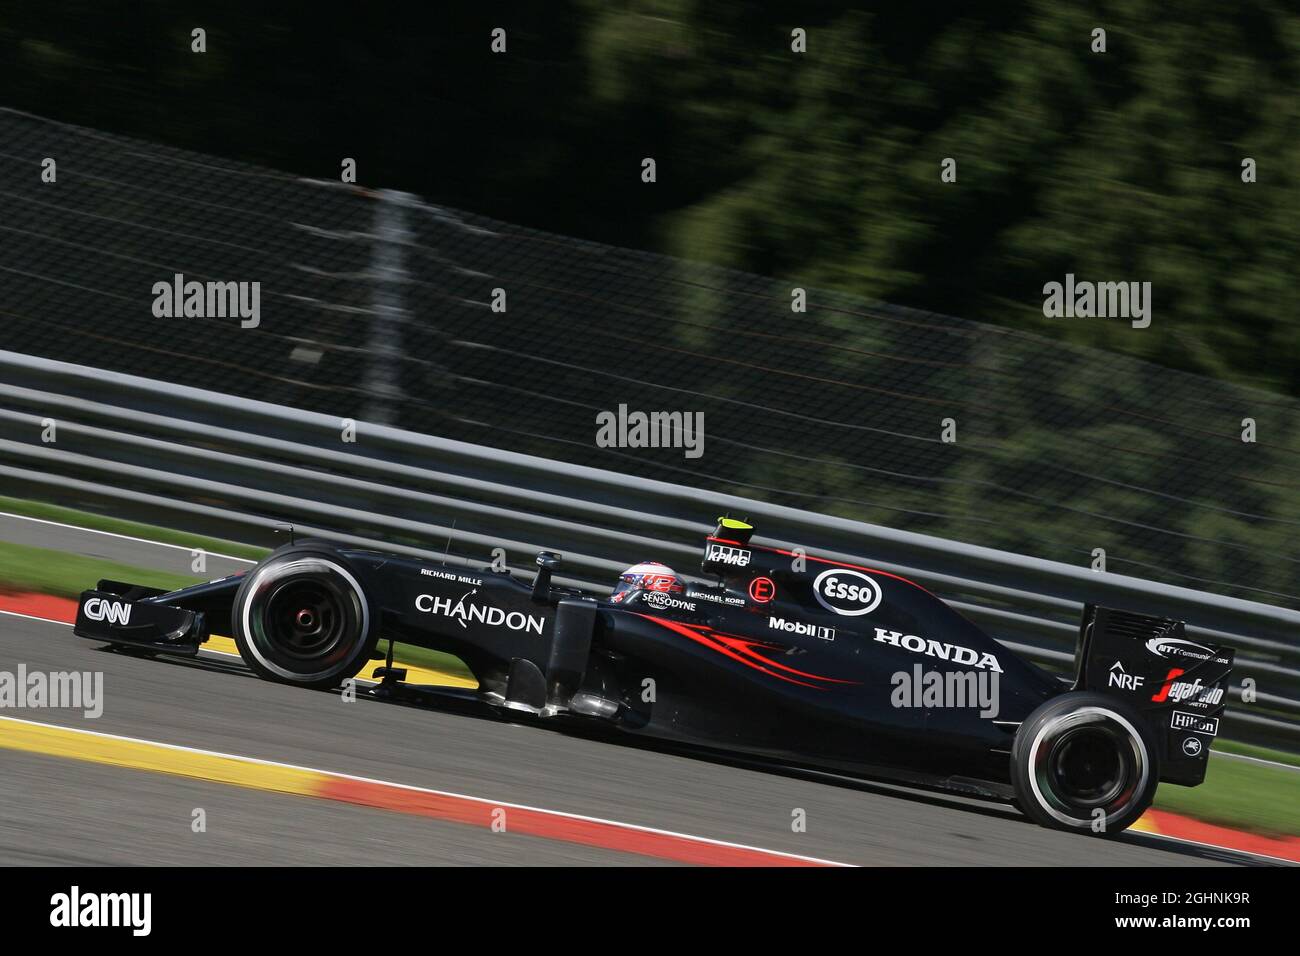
[611,561,683,603]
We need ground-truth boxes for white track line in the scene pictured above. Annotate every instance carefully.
[0,713,851,867]
[1131,829,1298,866]
[1212,750,1300,772]
[0,608,72,627]
[0,511,257,564]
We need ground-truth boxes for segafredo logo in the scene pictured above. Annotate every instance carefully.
[82,598,131,625]
[1151,673,1225,706]
[813,568,882,617]
[769,616,835,641]
[415,591,543,634]
[874,628,1003,673]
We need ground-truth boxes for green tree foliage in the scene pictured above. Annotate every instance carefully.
[2,1,1298,602]
[2,2,1293,392]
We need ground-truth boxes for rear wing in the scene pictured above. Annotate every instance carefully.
[1073,604,1234,786]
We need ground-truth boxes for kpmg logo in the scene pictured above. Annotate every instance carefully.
[706,544,751,567]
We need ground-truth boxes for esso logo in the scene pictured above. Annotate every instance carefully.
[813,568,882,617]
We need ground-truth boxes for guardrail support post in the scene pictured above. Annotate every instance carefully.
[363,188,414,425]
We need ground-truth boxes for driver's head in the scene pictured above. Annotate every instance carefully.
[611,561,683,603]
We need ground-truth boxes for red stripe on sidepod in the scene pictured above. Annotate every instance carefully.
[709,632,860,685]
[636,614,855,689]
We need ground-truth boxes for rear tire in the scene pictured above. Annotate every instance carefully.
[1010,691,1159,835]
[231,547,378,690]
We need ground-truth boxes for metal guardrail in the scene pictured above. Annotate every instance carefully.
[2,348,1299,749]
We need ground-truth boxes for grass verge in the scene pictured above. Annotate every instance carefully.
[1154,750,1300,838]
[0,538,203,599]
[0,495,269,561]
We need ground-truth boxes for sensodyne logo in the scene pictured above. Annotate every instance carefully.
[415,591,543,634]
[643,591,696,612]
[82,598,131,625]
[813,568,882,617]
[706,544,751,567]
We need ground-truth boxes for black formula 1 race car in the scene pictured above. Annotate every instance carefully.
[72,518,1235,835]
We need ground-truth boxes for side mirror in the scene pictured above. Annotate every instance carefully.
[531,551,562,603]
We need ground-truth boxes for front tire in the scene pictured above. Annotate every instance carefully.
[1010,691,1159,835]
[231,548,378,689]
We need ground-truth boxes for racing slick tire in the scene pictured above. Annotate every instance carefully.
[231,545,378,690]
[1010,691,1160,836]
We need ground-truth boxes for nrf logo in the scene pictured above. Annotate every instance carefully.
[1107,661,1144,691]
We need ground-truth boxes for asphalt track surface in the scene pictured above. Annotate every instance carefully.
[0,513,1286,866]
